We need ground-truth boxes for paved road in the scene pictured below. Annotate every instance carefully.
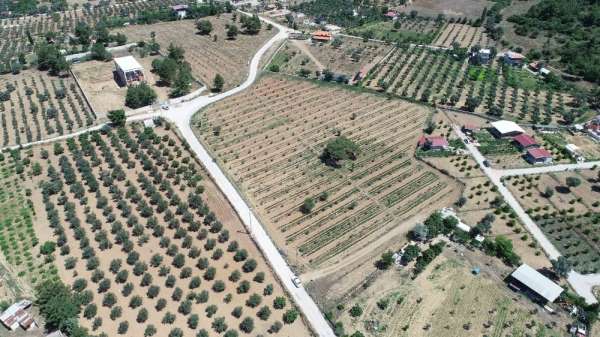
[453,125,600,304]
[2,17,335,337]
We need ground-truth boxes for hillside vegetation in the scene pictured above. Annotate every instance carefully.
[508,0,600,83]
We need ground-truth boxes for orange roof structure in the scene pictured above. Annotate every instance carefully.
[311,31,332,41]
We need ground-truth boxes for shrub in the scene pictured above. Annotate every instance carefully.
[232,306,243,318]
[283,309,298,324]
[125,83,157,109]
[118,321,129,334]
[137,308,149,323]
[206,304,218,317]
[129,295,142,308]
[212,280,226,292]
[273,296,286,309]
[188,314,199,329]
[155,298,167,311]
[242,259,257,273]
[246,293,262,308]
[257,305,271,320]
[239,317,254,333]
[110,306,122,320]
[349,304,363,317]
[144,324,157,337]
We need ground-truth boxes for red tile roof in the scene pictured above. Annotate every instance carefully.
[428,136,449,148]
[527,147,552,159]
[513,134,538,148]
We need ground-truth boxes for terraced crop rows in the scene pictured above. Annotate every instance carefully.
[433,23,490,48]
[195,75,458,269]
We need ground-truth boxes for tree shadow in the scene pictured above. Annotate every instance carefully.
[555,186,570,194]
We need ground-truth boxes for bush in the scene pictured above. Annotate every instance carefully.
[282,309,298,324]
[349,304,362,317]
[239,317,254,333]
[125,83,157,109]
[118,321,129,334]
[321,136,359,167]
[246,293,262,308]
[273,296,286,309]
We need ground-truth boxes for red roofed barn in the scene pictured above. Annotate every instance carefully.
[512,134,538,150]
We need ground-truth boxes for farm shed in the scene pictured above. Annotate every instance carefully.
[509,264,563,304]
[512,134,538,150]
[490,120,524,138]
[114,56,144,86]
[0,300,37,331]
[418,135,449,150]
[565,144,584,161]
[525,148,553,165]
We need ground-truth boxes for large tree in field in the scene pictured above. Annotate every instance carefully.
[196,19,213,35]
[36,280,81,331]
[321,136,358,167]
[212,74,224,92]
[125,83,157,108]
[551,256,571,278]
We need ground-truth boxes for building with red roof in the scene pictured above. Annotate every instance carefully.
[513,134,538,150]
[418,135,449,150]
[525,148,553,164]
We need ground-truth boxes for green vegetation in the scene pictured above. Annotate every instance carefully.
[292,0,385,28]
[321,136,359,168]
[151,44,194,98]
[107,109,126,127]
[125,83,157,109]
[473,131,519,156]
[508,0,600,83]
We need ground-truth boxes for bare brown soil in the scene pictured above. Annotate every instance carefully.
[397,0,494,19]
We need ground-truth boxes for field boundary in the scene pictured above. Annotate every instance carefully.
[69,68,98,120]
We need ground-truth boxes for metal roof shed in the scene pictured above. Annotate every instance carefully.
[490,120,525,136]
[511,264,563,303]
[114,56,143,73]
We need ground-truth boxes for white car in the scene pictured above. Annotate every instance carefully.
[161,104,169,110]
[292,276,302,288]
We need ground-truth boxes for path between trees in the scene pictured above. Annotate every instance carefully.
[453,125,600,304]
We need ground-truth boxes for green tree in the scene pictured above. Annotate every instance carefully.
[282,309,298,324]
[227,25,239,39]
[566,176,581,188]
[349,304,362,317]
[125,83,157,108]
[551,256,571,277]
[91,42,111,61]
[401,245,420,264]
[107,109,126,126]
[376,250,394,270]
[300,198,315,214]
[40,241,56,255]
[322,136,359,167]
[213,74,225,92]
[241,14,261,34]
[196,19,213,35]
[35,280,81,330]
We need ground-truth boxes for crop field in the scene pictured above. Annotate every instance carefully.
[9,123,310,337]
[114,13,277,91]
[273,37,392,79]
[332,249,566,337]
[193,75,459,270]
[0,69,96,147]
[432,23,490,48]
[362,46,576,125]
[505,170,600,273]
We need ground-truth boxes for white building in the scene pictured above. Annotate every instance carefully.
[565,144,584,162]
[114,56,144,86]
[490,120,525,138]
[509,264,563,304]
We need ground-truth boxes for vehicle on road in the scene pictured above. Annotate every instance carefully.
[483,160,490,167]
[292,276,302,288]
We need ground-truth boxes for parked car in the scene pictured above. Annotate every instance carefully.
[292,276,302,288]
[483,160,490,167]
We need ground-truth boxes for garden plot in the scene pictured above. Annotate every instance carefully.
[21,123,310,337]
[114,13,276,91]
[0,68,96,147]
[267,41,321,77]
[395,0,494,19]
[332,249,566,337]
[505,169,600,273]
[193,75,459,271]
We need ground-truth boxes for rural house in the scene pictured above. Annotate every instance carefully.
[490,120,524,138]
[170,4,188,18]
[0,300,37,331]
[311,31,332,42]
[114,56,144,86]
[503,51,526,67]
[512,134,538,150]
[418,135,449,151]
[525,148,553,165]
[476,48,491,64]
[508,264,563,305]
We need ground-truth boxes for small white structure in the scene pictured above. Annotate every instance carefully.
[440,207,471,233]
[114,56,144,86]
[490,120,525,138]
[510,264,563,303]
[143,118,156,128]
[0,300,37,331]
[46,331,67,337]
[324,24,342,33]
